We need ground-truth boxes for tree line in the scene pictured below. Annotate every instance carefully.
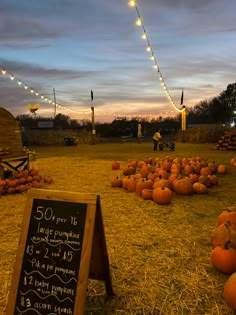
[17,82,236,138]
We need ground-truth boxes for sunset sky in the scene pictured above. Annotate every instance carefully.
[0,0,235,123]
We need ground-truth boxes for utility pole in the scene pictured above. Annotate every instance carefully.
[91,90,96,145]
[53,88,57,119]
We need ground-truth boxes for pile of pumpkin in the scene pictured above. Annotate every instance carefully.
[0,168,53,195]
[210,206,236,312]
[111,156,227,205]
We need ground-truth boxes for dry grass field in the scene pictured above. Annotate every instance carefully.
[0,142,236,315]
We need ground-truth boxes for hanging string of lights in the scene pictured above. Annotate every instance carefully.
[0,65,90,115]
[128,0,185,113]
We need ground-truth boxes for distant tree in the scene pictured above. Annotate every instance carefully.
[54,113,71,129]
[187,83,236,125]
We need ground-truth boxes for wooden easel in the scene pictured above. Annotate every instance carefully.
[7,189,114,315]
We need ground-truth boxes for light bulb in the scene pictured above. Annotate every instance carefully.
[136,18,142,26]
[128,0,136,7]
[141,32,147,39]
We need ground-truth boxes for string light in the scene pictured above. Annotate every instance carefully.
[128,0,185,113]
[0,65,90,116]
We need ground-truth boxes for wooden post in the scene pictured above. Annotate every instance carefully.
[181,106,186,142]
[91,106,96,145]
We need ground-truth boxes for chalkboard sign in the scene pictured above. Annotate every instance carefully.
[7,189,114,315]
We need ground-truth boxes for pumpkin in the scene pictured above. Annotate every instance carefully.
[122,176,131,190]
[16,184,28,193]
[128,159,138,170]
[153,178,171,190]
[217,208,236,226]
[0,179,6,187]
[31,181,42,188]
[140,164,152,178]
[111,160,120,170]
[211,240,236,273]
[141,189,153,200]
[29,168,39,176]
[200,166,212,176]
[111,177,122,188]
[162,159,172,172]
[183,164,194,175]
[207,174,218,185]
[44,176,53,184]
[7,180,17,187]
[230,157,236,167]
[192,182,208,194]
[6,187,15,194]
[152,186,173,205]
[217,164,227,174]
[224,272,236,311]
[188,173,199,184]
[211,221,236,248]
[122,165,135,176]
[198,175,212,187]
[126,177,137,193]
[143,157,153,165]
[173,178,193,195]
[147,172,159,182]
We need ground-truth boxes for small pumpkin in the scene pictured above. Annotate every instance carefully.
[111,177,122,188]
[192,182,208,194]
[141,189,153,200]
[44,176,53,184]
[111,160,121,170]
[217,164,227,174]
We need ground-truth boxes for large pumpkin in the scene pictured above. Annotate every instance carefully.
[152,186,173,205]
[211,240,236,273]
[173,178,193,195]
[224,272,236,311]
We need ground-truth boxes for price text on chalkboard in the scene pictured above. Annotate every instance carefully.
[14,198,87,315]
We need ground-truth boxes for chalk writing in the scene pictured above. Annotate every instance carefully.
[14,199,87,315]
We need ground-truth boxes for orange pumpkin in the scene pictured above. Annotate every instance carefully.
[111,177,122,188]
[211,221,236,248]
[152,186,173,205]
[192,182,208,194]
[217,164,227,174]
[44,176,53,184]
[211,240,236,273]
[126,177,137,193]
[141,189,153,200]
[224,272,236,311]
[173,178,193,195]
[217,208,236,226]
[111,160,120,170]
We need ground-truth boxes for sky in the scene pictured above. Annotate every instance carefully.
[0,0,236,123]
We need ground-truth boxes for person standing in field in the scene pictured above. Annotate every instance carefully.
[137,123,142,143]
[152,129,161,151]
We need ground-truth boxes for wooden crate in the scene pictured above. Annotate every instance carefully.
[0,107,29,178]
